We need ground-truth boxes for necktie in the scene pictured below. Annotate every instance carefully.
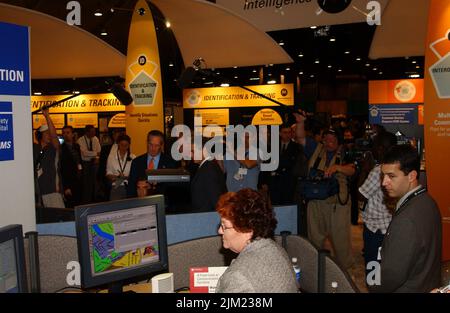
[148,157,154,170]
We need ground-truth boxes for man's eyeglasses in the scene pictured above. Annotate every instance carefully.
[218,223,234,231]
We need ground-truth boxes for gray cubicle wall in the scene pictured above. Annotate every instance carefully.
[36,205,298,244]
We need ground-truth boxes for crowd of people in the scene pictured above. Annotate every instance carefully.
[32,109,444,292]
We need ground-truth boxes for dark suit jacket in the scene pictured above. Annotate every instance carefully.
[190,160,227,212]
[126,152,177,197]
[369,190,442,293]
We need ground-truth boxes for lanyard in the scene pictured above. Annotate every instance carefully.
[84,136,92,151]
[117,150,129,175]
[397,187,427,212]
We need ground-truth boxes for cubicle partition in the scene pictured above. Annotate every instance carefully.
[36,205,298,244]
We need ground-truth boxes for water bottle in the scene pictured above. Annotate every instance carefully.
[291,257,301,290]
[331,281,338,293]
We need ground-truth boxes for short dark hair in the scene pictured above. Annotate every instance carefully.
[383,144,420,177]
[62,125,73,131]
[216,188,277,240]
[147,130,164,142]
[117,134,131,145]
[85,125,95,132]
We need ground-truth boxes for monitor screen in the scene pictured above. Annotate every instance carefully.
[0,225,27,293]
[75,195,168,291]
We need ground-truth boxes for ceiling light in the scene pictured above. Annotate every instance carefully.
[365,63,370,67]
[356,57,361,61]
[416,65,420,69]
[378,72,383,75]
[165,21,171,28]
[329,38,336,42]
[168,63,174,67]
[373,67,378,71]
[298,53,304,57]
[220,83,230,87]
[278,41,285,46]
[286,67,291,71]
[412,60,417,64]
[328,65,332,68]
[269,64,274,67]
[202,77,206,80]
[315,60,320,64]
[94,10,103,17]
[216,72,220,75]
[267,80,276,84]
[310,74,315,78]
[233,66,238,69]
[268,73,272,76]
[249,77,259,81]
[299,71,304,75]
[33,92,42,96]
[73,91,80,94]
[204,81,214,85]
[234,76,238,79]
[310,26,317,29]
[344,51,350,54]
[252,69,257,73]
[338,69,342,72]
[100,31,108,36]
[409,74,420,78]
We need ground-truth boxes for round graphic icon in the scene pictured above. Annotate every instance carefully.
[138,55,147,66]
[394,80,416,102]
[370,107,379,117]
[187,90,201,106]
[281,88,288,97]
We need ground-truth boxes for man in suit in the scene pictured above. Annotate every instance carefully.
[127,130,177,197]
[190,139,227,212]
[369,145,442,293]
[60,125,82,208]
[268,124,302,205]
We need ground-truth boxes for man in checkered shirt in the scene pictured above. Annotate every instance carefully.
[358,131,397,278]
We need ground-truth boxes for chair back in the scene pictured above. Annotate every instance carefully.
[168,236,236,290]
[24,235,78,293]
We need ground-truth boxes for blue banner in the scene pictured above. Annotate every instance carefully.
[0,101,14,161]
[369,104,418,125]
[0,22,30,96]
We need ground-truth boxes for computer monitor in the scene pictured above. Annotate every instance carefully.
[75,195,168,293]
[0,224,28,293]
[146,168,190,183]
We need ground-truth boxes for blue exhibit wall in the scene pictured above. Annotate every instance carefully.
[36,205,298,244]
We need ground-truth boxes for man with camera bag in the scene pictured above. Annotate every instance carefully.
[295,112,355,269]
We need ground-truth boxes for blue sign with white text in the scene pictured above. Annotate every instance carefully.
[369,104,418,125]
[0,102,14,161]
[0,22,30,96]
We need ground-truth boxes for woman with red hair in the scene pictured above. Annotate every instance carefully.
[215,188,298,293]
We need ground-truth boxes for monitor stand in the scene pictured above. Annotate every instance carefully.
[107,282,136,293]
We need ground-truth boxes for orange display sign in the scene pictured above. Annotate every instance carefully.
[125,0,164,156]
[424,0,450,261]
[369,79,424,104]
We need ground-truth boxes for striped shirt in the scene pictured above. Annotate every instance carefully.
[359,165,392,234]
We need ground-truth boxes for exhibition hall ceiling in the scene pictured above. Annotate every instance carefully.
[0,0,428,97]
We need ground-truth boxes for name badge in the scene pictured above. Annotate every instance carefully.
[238,168,248,175]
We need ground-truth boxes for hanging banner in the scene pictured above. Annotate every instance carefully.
[424,0,450,261]
[184,84,294,108]
[369,79,424,125]
[32,114,65,129]
[67,113,98,128]
[0,21,35,232]
[31,93,125,113]
[194,109,229,125]
[108,113,126,128]
[251,108,283,125]
[125,0,165,155]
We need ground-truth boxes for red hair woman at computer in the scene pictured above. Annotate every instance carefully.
[215,188,298,293]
